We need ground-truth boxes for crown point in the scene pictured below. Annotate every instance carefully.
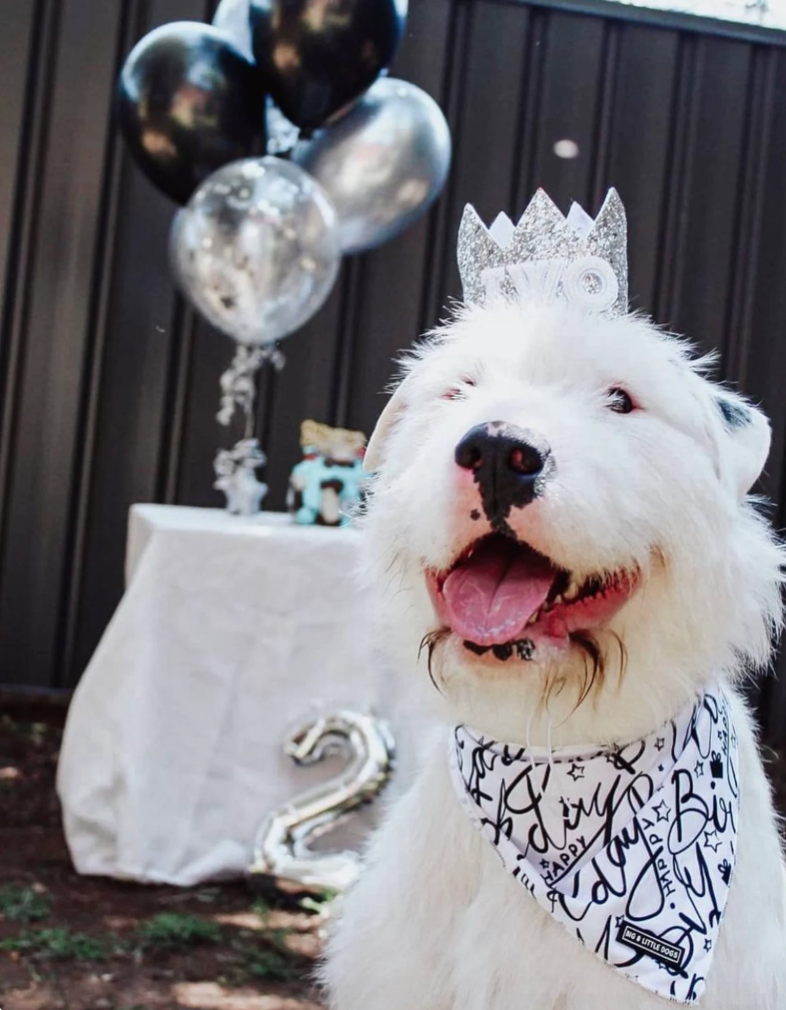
[459,203,484,226]
[566,202,594,239]
[489,212,515,247]
[457,203,506,305]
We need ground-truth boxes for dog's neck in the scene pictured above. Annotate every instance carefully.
[436,658,723,750]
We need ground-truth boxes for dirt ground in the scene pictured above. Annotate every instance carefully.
[0,702,325,1010]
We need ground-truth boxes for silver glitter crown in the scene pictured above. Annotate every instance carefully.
[457,188,628,317]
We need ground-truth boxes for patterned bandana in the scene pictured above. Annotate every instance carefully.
[450,687,739,1004]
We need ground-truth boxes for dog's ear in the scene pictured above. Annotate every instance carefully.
[715,389,771,498]
[364,380,410,473]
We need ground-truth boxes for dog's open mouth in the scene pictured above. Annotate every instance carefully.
[426,533,638,657]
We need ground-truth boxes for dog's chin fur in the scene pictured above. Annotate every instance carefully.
[325,298,786,1010]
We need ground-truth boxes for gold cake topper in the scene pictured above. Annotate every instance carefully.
[300,420,366,462]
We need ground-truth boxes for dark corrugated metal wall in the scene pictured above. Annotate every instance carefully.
[3,0,786,739]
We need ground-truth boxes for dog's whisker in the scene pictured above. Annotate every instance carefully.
[381,557,408,596]
[568,631,604,712]
[382,549,404,578]
[418,629,450,696]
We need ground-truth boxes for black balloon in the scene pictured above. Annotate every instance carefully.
[117,21,267,205]
[249,0,407,130]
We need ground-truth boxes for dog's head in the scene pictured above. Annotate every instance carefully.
[361,298,784,744]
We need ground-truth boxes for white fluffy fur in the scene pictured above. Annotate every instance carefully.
[324,298,786,1009]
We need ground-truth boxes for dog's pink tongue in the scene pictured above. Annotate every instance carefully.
[441,538,556,646]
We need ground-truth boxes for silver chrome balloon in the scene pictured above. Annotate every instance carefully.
[170,156,341,345]
[248,711,395,895]
[293,77,451,255]
[212,0,254,61]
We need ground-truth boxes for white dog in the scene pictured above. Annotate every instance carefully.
[324,191,786,1009]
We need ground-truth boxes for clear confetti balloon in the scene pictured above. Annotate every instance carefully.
[170,156,341,345]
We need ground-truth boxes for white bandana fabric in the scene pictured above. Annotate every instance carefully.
[450,687,739,1004]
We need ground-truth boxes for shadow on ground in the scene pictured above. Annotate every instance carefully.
[0,708,325,1010]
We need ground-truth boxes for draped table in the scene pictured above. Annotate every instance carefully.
[57,506,424,886]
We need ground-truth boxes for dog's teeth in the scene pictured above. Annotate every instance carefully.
[514,639,535,661]
[563,581,581,602]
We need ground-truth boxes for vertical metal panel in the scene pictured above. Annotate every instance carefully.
[0,4,39,316]
[339,0,457,435]
[58,0,137,687]
[724,46,778,394]
[0,3,55,633]
[0,0,125,686]
[735,48,786,737]
[597,23,679,311]
[517,11,607,208]
[742,49,786,505]
[430,1,532,306]
[1,0,786,746]
[415,0,475,322]
[655,36,752,350]
[650,33,693,326]
[65,0,212,684]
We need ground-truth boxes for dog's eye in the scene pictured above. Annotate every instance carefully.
[607,387,635,414]
[442,379,476,401]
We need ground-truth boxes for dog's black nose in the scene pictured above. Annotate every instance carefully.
[455,423,551,527]
[455,425,546,477]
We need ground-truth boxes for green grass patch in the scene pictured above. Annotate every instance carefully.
[243,941,305,982]
[0,904,312,985]
[0,885,52,923]
[0,927,108,961]
[136,912,222,951]
[0,717,48,744]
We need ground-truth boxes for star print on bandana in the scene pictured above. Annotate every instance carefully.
[567,762,585,781]
[654,800,671,822]
[450,686,739,1005]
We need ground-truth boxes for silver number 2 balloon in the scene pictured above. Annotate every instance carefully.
[248,711,395,894]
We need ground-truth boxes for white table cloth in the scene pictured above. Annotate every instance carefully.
[57,506,423,886]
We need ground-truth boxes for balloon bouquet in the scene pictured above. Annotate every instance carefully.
[117,0,452,515]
